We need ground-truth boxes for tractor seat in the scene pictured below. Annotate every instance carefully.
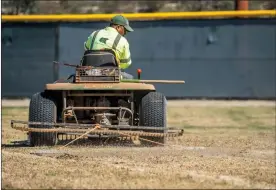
[81,49,118,67]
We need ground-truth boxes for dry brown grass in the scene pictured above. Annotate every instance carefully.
[1,101,276,189]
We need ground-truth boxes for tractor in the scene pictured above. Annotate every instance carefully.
[11,49,184,146]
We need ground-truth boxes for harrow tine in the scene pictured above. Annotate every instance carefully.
[11,120,170,131]
[58,125,101,149]
[10,122,184,148]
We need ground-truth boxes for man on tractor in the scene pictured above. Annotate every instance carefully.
[84,15,134,79]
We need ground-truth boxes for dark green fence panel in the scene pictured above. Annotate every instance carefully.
[2,18,275,98]
[58,18,276,98]
[2,23,57,97]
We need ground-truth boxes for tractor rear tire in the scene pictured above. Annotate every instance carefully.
[140,92,167,146]
[29,92,57,146]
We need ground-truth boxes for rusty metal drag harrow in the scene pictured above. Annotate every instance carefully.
[11,120,184,139]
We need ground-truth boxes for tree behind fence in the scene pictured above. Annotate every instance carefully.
[1,0,276,15]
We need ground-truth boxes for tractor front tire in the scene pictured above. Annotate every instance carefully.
[29,92,57,146]
[140,92,167,146]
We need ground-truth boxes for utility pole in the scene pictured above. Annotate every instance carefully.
[235,0,249,10]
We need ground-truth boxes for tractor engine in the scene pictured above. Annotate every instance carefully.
[66,95,131,126]
[90,97,114,125]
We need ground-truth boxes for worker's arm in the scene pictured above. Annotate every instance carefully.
[84,31,95,50]
[119,40,132,69]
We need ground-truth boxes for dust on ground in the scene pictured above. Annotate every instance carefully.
[1,101,276,189]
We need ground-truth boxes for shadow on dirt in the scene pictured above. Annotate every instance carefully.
[1,143,30,148]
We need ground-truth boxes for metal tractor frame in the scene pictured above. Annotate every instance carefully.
[11,50,185,147]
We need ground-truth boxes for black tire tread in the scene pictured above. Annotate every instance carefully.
[140,92,167,146]
[29,92,57,146]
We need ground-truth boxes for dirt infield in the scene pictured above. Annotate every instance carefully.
[1,103,276,189]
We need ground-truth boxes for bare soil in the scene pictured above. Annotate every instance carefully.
[1,101,276,189]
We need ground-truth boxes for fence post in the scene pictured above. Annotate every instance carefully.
[235,0,249,10]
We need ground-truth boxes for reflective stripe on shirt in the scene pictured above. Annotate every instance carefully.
[84,27,132,69]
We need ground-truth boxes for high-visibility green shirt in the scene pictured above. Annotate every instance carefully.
[84,27,132,69]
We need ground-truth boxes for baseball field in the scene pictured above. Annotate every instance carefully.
[1,100,275,189]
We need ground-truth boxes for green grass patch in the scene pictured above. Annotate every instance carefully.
[2,105,275,132]
[1,107,28,116]
[167,106,275,131]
